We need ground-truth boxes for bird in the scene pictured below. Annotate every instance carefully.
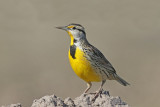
[56,23,129,101]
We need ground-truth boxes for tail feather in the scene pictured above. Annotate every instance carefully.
[115,75,130,86]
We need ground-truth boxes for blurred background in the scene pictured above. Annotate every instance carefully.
[0,0,160,107]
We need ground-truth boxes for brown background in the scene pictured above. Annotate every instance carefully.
[0,0,160,107]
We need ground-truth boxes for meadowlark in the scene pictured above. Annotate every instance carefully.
[56,23,129,100]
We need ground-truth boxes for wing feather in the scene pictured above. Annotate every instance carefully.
[83,44,116,74]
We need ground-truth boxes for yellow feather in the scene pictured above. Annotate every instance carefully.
[67,25,74,29]
[68,47,101,82]
[67,31,74,45]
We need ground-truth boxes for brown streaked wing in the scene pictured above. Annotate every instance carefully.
[85,44,116,74]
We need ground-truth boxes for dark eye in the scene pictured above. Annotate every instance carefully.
[72,27,76,29]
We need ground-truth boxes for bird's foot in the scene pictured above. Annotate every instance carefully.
[82,92,88,96]
[91,89,103,103]
[89,89,104,95]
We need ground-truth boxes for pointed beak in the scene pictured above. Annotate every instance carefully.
[56,26,68,31]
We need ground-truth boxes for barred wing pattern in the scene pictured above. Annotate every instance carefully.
[82,44,117,80]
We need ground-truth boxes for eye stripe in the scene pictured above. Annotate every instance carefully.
[67,26,74,28]
[77,29,86,35]
[69,23,82,27]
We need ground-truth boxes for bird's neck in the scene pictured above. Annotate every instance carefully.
[72,37,89,48]
[68,32,89,47]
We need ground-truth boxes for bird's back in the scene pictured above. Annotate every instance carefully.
[80,43,117,80]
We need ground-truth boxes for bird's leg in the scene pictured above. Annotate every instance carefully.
[83,82,92,94]
[92,80,106,102]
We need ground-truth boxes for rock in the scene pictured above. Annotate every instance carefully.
[2,90,129,107]
[64,97,75,107]
[31,95,66,107]
[1,103,22,107]
[73,90,128,107]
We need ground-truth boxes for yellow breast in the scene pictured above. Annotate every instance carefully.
[68,47,101,82]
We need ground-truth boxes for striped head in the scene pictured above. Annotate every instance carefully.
[56,23,86,45]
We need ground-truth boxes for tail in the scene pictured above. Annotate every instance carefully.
[114,74,130,86]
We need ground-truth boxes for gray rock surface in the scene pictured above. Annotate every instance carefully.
[2,90,129,107]
[1,103,22,107]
